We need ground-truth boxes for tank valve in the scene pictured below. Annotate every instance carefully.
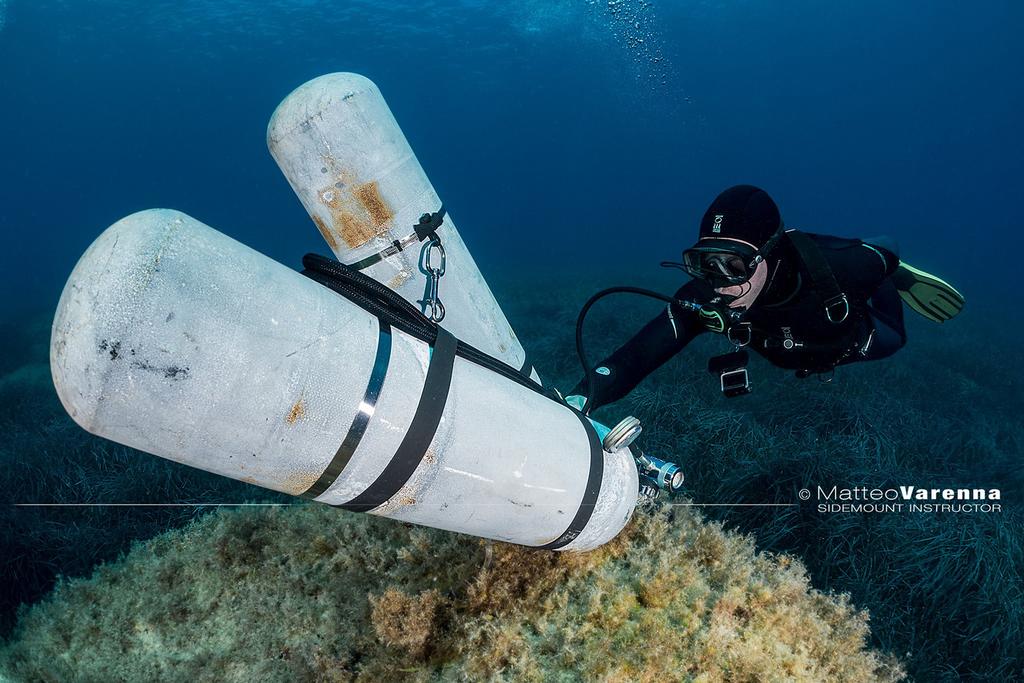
[634,450,685,493]
[602,416,642,452]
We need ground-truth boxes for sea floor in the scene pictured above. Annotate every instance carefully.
[0,273,1020,680]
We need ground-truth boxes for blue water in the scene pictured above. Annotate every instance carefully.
[2,1,1021,314]
[2,2,1023,679]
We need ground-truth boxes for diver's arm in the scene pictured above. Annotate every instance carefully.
[570,283,706,411]
[857,235,900,281]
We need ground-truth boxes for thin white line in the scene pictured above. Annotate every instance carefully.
[10,502,797,508]
[669,503,796,507]
[11,503,296,507]
[442,466,494,483]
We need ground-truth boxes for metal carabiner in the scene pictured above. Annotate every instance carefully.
[429,298,445,322]
[425,273,445,322]
[423,237,447,322]
[425,236,446,277]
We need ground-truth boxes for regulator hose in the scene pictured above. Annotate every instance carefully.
[301,253,555,401]
[574,286,680,412]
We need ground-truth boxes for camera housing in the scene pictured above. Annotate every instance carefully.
[708,350,751,398]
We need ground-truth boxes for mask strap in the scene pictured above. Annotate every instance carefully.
[746,223,787,270]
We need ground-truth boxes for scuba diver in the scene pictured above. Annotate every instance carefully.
[568,185,965,411]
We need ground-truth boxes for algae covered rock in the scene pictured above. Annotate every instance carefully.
[0,502,902,682]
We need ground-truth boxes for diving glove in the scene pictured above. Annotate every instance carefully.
[567,365,617,413]
[891,262,965,322]
[564,394,588,411]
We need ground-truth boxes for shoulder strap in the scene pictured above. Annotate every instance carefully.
[785,230,850,324]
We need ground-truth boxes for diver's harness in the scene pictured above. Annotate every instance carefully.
[740,230,871,383]
[697,226,860,390]
[342,206,449,322]
[576,230,871,400]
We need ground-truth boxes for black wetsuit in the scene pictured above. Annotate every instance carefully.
[577,231,906,411]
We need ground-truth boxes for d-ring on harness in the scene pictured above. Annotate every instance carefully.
[342,205,449,322]
[785,230,850,324]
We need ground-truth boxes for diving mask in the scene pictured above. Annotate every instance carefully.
[679,229,785,288]
[680,240,758,287]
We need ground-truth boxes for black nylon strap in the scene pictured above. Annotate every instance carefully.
[786,231,849,323]
[535,410,605,550]
[338,327,459,512]
[301,322,392,501]
[517,352,535,382]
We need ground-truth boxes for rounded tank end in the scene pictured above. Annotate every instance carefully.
[557,450,640,552]
[267,72,381,147]
[50,209,189,432]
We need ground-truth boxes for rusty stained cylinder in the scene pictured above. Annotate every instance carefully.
[267,73,538,382]
[50,210,638,550]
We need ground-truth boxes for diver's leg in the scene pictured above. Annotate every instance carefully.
[863,278,907,360]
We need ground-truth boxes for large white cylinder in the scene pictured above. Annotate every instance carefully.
[50,210,637,551]
[267,73,538,381]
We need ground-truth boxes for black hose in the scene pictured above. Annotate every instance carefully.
[304,254,433,335]
[301,253,555,400]
[574,286,679,412]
